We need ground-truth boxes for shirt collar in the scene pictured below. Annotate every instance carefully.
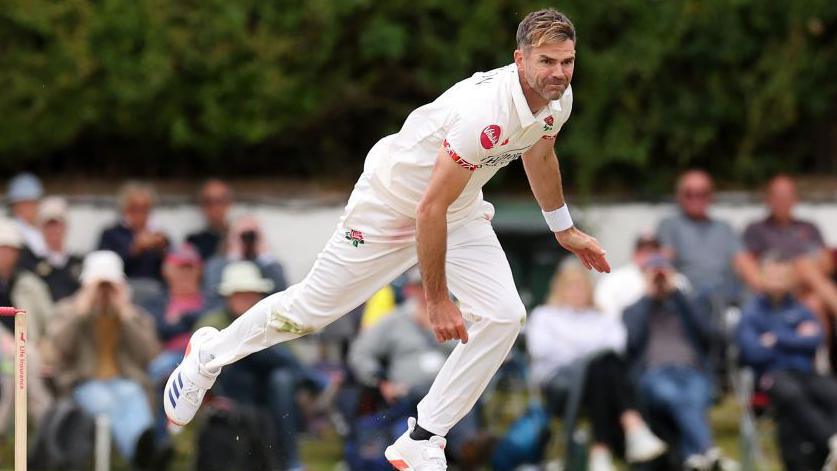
[510,64,563,127]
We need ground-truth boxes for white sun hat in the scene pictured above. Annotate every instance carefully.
[218,261,274,296]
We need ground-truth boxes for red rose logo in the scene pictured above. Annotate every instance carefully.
[480,125,501,149]
[544,115,555,126]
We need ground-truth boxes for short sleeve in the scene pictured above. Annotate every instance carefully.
[806,222,826,248]
[742,223,764,255]
[443,104,495,171]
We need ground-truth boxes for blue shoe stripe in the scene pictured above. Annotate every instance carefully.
[173,379,180,398]
[178,372,184,390]
[168,389,177,409]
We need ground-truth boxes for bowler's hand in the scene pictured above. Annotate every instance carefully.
[556,227,611,273]
[427,297,469,344]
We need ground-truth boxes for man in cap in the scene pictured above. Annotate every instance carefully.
[49,250,167,470]
[623,254,735,470]
[0,217,52,437]
[595,232,690,319]
[147,243,206,443]
[18,196,82,302]
[6,173,47,258]
[195,261,306,471]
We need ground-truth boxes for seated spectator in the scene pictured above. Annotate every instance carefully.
[195,261,307,471]
[737,254,837,469]
[595,232,690,318]
[48,251,166,470]
[203,214,286,310]
[0,218,54,358]
[6,172,47,257]
[624,254,735,470]
[528,261,666,471]
[186,179,233,261]
[657,169,744,307]
[98,182,169,283]
[738,174,837,319]
[347,268,493,469]
[18,196,82,302]
[147,243,205,441]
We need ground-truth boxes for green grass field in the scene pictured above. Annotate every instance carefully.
[2,393,784,471]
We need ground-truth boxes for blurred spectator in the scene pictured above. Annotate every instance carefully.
[147,243,205,441]
[528,261,666,470]
[738,174,837,319]
[657,170,744,305]
[6,172,47,257]
[0,217,54,352]
[203,214,287,310]
[0,221,53,436]
[736,254,837,469]
[18,196,82,302]
[623,254,734,470]
[98,182,169,283]
[186,179,233,260]
[348,268,493,469]
[595,232,690,318]
[48,251,165,470]
[195,261,305,470]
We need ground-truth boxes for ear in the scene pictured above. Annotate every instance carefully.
[513,49,525,68]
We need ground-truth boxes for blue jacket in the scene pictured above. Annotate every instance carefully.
[736,294,822,380]
[623,290,711,378]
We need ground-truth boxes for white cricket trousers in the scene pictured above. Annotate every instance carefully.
[201,176,526,436]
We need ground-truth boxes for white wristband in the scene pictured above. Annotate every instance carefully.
[542,204,573,232]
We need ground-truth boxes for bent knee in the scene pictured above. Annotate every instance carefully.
[492,297,527,328]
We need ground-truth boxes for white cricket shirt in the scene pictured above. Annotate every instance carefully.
[364,63,573,222]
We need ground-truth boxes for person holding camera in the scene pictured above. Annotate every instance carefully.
[49,251,167,470]
[202,214,287,310]
[623,254,735,470]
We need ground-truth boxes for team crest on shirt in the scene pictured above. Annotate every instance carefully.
[345,229,365,247]
[543,115,555,132]
[480,124,502,149]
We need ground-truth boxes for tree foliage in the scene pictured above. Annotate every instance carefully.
[1,0,835,191]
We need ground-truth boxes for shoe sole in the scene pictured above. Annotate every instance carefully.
[384,446,412,470]
[163,327,216,428]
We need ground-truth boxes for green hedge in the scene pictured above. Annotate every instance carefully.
[1,0,835,191]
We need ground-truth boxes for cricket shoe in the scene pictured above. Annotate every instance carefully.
[164,327,221,430]
[385,417,447,470]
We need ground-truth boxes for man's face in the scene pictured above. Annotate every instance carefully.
[200,182,232,228]
[42,219,66,251]
[766,178,797,221]
[12,200,39,225]
[163,262,201,291]
[677,173,713,219]
[123,194,152,231]
[227,291,263,317]
[515,40,575,102]
[0,246,19,274]
[633,244,660,267]
[762,261,793,298]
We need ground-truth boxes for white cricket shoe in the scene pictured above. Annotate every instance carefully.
[625,423,667,463]
[163,327,221,429]
[588,447,616,471]
[384,417,447,470]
